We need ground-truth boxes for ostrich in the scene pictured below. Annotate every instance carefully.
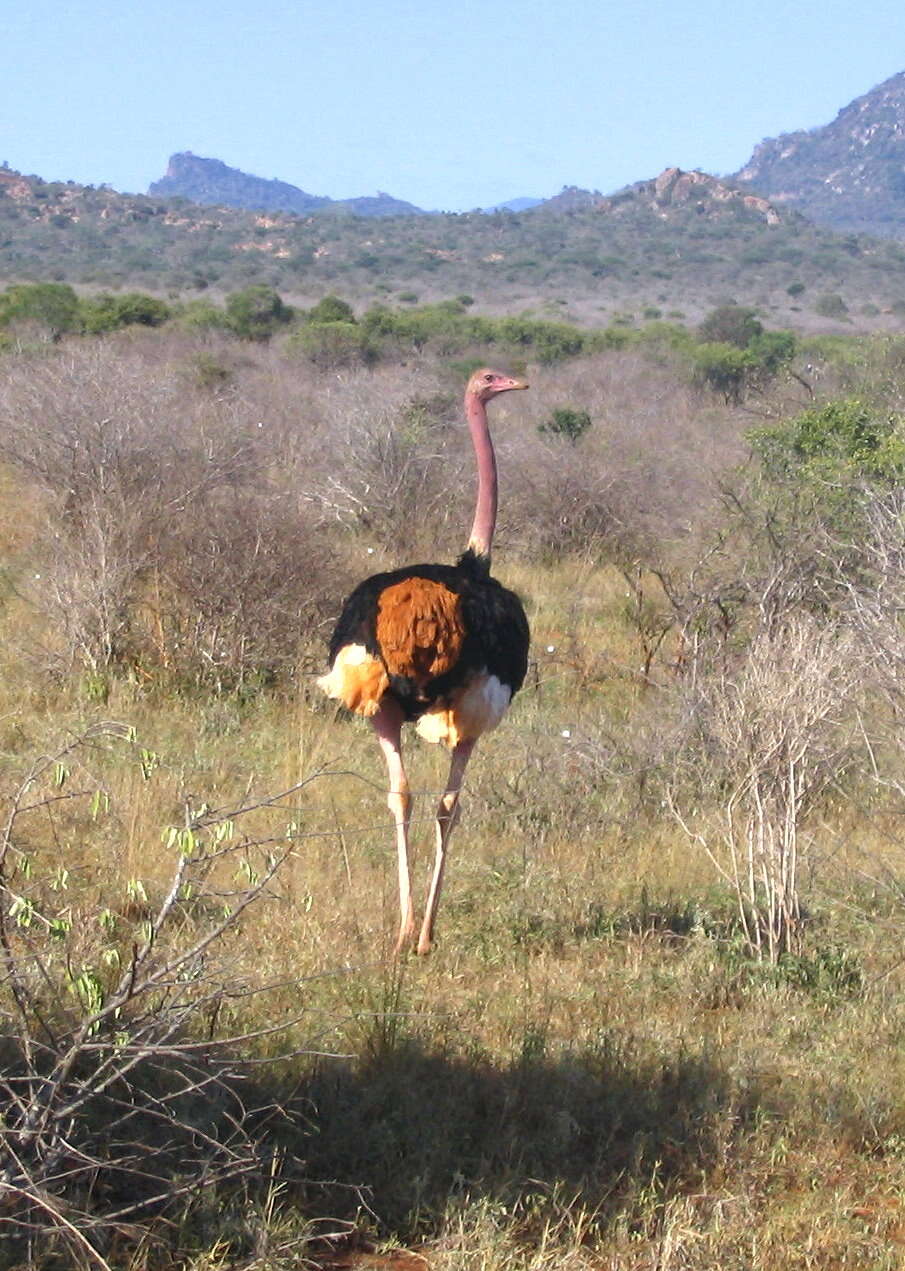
[318,368,530,955]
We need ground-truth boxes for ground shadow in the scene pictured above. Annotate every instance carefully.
[1,1027,760,1269]
[292,1030,755,1238]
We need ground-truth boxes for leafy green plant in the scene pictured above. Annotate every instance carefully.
[174,297,231,330]
[539,406,592,443]
[697,305,763,348]
[225,284,293,340]
[0,282,81,338]
[288,319,378,368]
[692,341,752,403]
[693,326,796,403]
[79,290,170,333]
[750,398,905,485]
[305,293,356,324]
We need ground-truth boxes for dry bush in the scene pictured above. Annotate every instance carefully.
[501,429,621,561]
[159,488,337,685]
[841,487,905,707]
[836,486,905,876]
[669,614,863,960]
[0,339,254,511]
[297,367,470,561]
[0,337,797,689]
[0,340,342,683]
[288,346,751,574]
[0,726,313,1267]
[542,349,748,549]
[495,348,751,570]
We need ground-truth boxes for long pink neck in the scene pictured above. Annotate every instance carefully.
[465,390,497,560]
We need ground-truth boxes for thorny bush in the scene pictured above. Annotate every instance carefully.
[0,341,341,685]
[0,724,326,1268]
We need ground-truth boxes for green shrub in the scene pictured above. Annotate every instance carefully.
[692,342,752,403]
[305,294,356,324]
[175,299,231,331]
[697,304,763,348]
[288,320,378,368]
[750,398,905,485]
[747,329,796,374]
[191,353,234,391]
[225,285,293,340]
[814,293,849,321]
[358,303,597,363]
[0,282,80,338]
[79,291,170,333]
[539,407,592,443]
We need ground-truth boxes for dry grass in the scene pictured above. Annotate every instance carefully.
[4,602,904,1270]
[2,334,905,1270]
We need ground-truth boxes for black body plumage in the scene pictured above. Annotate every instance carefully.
[327,549,530,721]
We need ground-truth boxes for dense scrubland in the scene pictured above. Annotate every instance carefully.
[3,292,905,1270]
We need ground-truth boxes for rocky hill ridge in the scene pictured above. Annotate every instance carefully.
[734,70,905,237]
[149,152,425,218]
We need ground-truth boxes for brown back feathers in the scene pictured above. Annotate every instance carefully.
[376,578,465,691]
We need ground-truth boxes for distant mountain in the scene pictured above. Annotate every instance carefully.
[336,191,426,218]
[539,186,604,212]
[734,70,905,238]
[149,152,425,219]
[484,196,544,213]
[149,153,330,215]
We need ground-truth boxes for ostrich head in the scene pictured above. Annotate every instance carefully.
[466,367,529,403]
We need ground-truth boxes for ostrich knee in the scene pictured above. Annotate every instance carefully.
[387,788,411,822]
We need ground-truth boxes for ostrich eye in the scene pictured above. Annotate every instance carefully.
[483,373,493,382]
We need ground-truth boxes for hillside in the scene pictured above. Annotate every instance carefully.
[735,70,905,238]
[149,151,426,218]
[4,162,905,327]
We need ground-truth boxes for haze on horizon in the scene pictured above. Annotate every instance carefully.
[3,0,905,212]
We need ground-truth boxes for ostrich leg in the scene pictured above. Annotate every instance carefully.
[417,739,476,955]
[372,699,416,954]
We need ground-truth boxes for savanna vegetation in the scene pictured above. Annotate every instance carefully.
[6,166,905,330]
[3,291,905,1270]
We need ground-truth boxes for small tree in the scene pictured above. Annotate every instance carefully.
[697,304,763,349]
[814,292,849,321]
[289,320,377,369]
[692,342,751,404]
[0,282,80,339]
[306,293,356,324]
[79,291,171,333]
[539,406,592,443]
[225,285,293,340]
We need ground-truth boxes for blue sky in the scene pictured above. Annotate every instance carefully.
[4,0,905,211]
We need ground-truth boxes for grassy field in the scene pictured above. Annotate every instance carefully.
[2,327,905,1269]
